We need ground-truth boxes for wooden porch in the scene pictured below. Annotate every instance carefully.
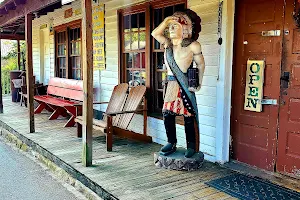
[0,96,236,200]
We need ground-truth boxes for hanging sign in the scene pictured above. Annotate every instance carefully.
[62,0,75,5]
[64,8,73,18]
[244,60,265,112]
[93,3,105,70]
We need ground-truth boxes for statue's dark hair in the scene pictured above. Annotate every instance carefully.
[184,9,202,41]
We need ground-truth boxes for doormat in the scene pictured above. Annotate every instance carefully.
[206,173,300,200]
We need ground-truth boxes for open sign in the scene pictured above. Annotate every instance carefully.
[244,60,265,112]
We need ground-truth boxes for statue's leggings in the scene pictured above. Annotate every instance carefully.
[163,112,196,148]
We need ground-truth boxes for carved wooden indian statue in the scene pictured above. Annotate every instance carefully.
[151,9,205,158]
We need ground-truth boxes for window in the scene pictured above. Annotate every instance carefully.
[119,6,149,88]
[119,1,186,116]
[55,20,82,80]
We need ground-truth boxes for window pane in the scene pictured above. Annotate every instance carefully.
[131,13,138,30]
[157,52,164,69]
[124,33,131,50]
[175,4,185,12]
[127,70,133,85]
[124,15,130,32]
[157,91,163,109]
[140,53,145,69]
[140,70,146,85]
[154,9,162,28]
[139,12,145,30]
[133,53,139,68]
[125,53,132,69]
[139,32,146,50]
[157,72,166,89]
[164,6,174,18]
[131,32,139,50]
[128,70,145,87]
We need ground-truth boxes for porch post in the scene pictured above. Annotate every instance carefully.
[81,0,93,166]
[0,39,3,113]
[17,40,21,70]
[25,13,35,133]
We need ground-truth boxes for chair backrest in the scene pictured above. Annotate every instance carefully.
[103,83,129,124]
[116,85,146,129]
[47,78,84,101]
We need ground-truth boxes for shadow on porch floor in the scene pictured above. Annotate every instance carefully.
[0,96,236,200]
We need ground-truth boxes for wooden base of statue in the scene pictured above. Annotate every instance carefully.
[154,148,204,171]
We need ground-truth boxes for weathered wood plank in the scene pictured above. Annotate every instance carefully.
[81,0,93,166]
[25,13,34,133]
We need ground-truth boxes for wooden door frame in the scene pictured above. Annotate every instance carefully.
[215,0,235,163]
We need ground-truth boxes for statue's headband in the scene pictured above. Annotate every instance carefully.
[171,12,193,39]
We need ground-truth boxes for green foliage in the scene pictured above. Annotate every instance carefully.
[1,40,26,94]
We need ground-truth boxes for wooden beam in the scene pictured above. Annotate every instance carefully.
[17,39,20,70]
[0,34,24,40]
[0,0,58,27]
[0,39,3,113]
[81,0,93,167]
[25,13,34,133]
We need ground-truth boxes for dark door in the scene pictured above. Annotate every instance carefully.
[277,0,300,177]
[232,0,284,171]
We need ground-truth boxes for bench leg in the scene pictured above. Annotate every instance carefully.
[77,122,82,138]
[49,107,65,120]
[106,116,113,151]
[64,116,75,127]
[64,106,76,127]
[34,102,46,114]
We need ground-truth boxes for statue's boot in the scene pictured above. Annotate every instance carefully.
[161,143,177,156]
[185,142,196,158]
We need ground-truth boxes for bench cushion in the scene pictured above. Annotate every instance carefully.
[34,95,77,107]
[75,116,107,132]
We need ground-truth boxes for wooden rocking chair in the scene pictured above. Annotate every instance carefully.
[75,83,152,151]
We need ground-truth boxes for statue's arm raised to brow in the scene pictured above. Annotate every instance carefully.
[151,16,178,48]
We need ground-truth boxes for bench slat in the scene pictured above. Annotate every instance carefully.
[34,95,76,107]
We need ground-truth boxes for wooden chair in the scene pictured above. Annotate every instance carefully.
[75,83,152,151]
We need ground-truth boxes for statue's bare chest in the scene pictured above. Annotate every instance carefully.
[173,47,193,72]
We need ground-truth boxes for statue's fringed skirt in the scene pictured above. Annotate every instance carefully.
[162,80,193,117]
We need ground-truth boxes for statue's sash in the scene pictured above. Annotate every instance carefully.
[165,47,199,127]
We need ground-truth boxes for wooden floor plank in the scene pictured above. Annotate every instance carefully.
[0,96,235,199]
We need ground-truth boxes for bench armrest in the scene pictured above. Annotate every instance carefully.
[105,109,147,116]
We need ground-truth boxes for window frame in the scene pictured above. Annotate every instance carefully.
[54,19,82,79]
[118,1,187,124]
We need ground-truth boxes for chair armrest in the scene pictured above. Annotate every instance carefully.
[93,102,109,105]
[74,101,109,106]
[105,109,147,116]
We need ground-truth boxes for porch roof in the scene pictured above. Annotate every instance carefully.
[0,0,62,40]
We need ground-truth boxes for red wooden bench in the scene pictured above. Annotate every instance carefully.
[34,78,84,127]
